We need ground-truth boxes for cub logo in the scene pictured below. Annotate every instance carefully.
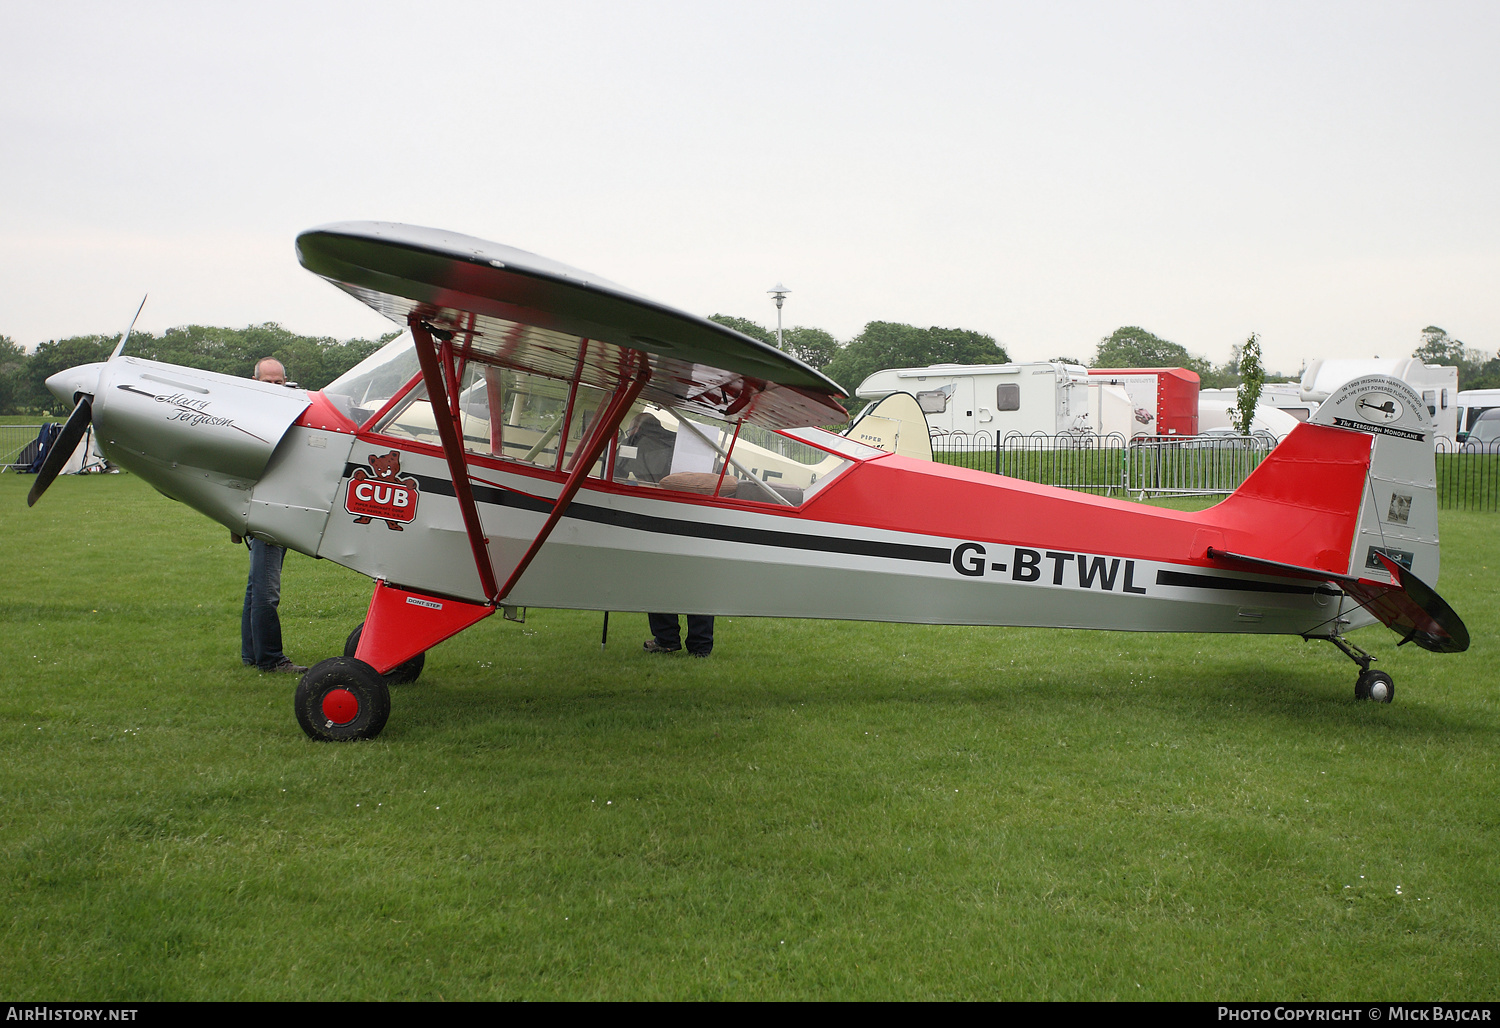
[345,451,419,531]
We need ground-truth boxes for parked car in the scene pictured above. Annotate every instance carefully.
[1459,407,1500,453]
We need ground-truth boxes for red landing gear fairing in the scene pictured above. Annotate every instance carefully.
[32,223,1469,740]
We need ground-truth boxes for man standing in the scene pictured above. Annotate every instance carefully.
[240,357,307,675]
[644,614,714,657]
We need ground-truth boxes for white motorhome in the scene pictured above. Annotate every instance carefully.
[855,363,1135,443]
[1301,358,1458,438]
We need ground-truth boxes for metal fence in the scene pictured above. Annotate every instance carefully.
[1435,438,1500,512]
[1124,433,1278,497]
[932,429,1498,510]
[0,424,44,471]
[997,432,1128,496]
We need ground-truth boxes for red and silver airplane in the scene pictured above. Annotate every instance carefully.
[31,222,1468,740]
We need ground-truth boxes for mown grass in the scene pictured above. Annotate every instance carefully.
[2,473,1497,1000]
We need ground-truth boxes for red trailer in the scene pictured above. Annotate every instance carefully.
[1087,368,1200,437]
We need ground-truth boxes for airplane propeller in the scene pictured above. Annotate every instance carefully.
[25,295,145,508]
[26,396,93,507]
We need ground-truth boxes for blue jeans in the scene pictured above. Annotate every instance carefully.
[648,613,714,656]
[241,539,287,669]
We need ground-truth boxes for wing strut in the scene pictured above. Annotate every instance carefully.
[409,316,648,605]
[495,349,650,601]
[410,315,501,600]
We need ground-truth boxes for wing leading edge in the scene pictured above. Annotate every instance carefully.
[296,222,847,430]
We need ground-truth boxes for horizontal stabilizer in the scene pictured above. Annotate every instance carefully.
[1207,547,1468,653]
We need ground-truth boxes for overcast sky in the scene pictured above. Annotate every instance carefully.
[2,1,1496,373]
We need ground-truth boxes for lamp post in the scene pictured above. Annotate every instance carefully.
[767,283,790,351]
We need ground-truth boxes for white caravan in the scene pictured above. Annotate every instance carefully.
[855,363,1135,444]
[1301,359,1458,438]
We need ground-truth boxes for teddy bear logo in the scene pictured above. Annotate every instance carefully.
[346,450,419,531]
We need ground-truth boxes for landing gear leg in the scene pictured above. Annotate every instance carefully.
[345,621,426,685]
[1318,627,1395,703]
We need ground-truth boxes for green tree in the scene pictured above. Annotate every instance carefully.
[709,315,839,372]
[780,326,839,371]
[1233,333,1264,435]
[132,322,386,391]
[1414,326,1466,366]
[822,322,1009,400]
[1093,326,1211,379]
[0,334,27,414]
[1412,325,1496,390]
[708,314,776,348]
[3,323,395,414]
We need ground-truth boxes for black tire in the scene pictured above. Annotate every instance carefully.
[1355,669,1395,704]
[344,622,426,685]
[294,657,391,741]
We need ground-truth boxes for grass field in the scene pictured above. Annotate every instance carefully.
[2,473,1497,1000]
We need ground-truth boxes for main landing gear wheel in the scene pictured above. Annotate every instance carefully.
[1355,669,1395,704]
[294,657,391,741]
[344,622,426,685]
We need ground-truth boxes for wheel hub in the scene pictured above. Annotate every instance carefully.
[321,688,360,726]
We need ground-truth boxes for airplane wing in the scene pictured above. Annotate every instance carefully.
[296,222,847,429]
[1206,547,1468,653]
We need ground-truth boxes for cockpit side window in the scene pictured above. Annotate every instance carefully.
[372,364,604,477]
[611,405,854,506]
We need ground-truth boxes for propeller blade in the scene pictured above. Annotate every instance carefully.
[109,294,148,359]
[26,397,93,507]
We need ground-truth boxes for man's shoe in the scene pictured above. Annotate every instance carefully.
[689,651,711,658]
[266,658,309,674]
[642,639,681,654]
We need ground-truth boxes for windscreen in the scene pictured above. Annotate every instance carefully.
[321,333,420,426]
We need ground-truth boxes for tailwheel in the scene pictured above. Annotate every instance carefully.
[294,657,391,741]
[1320,627,1395,704]
[1355,669,1395,704]
[344,621,426,685]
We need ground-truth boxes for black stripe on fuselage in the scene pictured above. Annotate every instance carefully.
[343,464,953,565]
[1156,569,1339,596]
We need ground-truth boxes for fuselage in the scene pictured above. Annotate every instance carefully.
[63,350,1375,640]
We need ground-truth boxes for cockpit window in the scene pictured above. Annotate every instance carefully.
[613,406,854,506]
[372,362,607,476]
[321,333,421,426]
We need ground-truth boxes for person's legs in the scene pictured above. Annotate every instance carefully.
[646,613,682,651]
[247,540,288,669]
[685,615,714,656]
[241,564,255,666]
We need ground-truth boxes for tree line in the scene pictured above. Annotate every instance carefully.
[0,323,399,416]
[711,316,1497,398]
[3,316,1489,418]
